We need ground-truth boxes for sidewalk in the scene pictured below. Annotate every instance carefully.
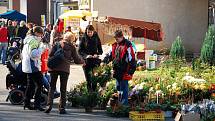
[0,101,130,121]
[0,64,130,121]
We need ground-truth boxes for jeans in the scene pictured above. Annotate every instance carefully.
[0,42,8,64]
[47,71,69,110]
[42,73,50,90]
[116,80,129,105]
[24,72,43,107]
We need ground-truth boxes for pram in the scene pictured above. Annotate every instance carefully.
[7,37,23,61]
[5,56,60,105]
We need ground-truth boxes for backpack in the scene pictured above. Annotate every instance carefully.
[47,42,64,69]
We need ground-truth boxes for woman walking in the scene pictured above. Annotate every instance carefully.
[45,32,83,114]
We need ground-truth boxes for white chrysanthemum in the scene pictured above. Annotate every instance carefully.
[128,81,133,85]
[155,90,163,94]
[172,83,178,90]
[166,85,171,89]
[185,72,190,76]
[172,82,178,87]
[194,79,206,83]
[138,85,143,90]
[149,87,154,92]
[182,75,195,83]
[140,82,146,87]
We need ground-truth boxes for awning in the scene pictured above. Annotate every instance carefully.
[107,17,163,41]
[59,10,92,19]
[0,10,26,21]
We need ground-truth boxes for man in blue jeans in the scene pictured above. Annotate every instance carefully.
[103,30,136,105]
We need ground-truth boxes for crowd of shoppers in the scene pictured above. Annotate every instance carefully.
[0,19,136,114]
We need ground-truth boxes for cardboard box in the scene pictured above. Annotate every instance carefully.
[175,112,200,121]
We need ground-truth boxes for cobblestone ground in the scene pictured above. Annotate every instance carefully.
[0,64,129,121]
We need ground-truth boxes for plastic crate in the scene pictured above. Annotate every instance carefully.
[129,111,165,121]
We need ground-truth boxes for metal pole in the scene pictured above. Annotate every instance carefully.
[91,0,93,12]
[48,0,51,24]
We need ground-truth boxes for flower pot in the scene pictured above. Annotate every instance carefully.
[164,111,173,118]
[85,107,93,113]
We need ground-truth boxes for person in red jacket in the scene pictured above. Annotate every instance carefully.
[0,23,8,64]
[40,40,60,100]
[103,30,136,105]
[40,41,50,89]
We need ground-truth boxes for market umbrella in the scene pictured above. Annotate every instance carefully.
[59,10,92,19]
[0,10,26,21]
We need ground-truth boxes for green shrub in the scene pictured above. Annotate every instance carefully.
[200,26,215,66]
[170,36,185,60]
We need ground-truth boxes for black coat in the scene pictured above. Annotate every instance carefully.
[78,32,103,59]
[17,26,28,39]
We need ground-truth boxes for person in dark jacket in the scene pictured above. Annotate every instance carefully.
[7,20,16,41]
[17,21,29,39]
[45,32,83,114]
[50,25,62,47]
[43,24,52,43]
[78,25,103,92]
[103,30,136,105]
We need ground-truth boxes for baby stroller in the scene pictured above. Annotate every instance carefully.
[7,37,23,61]
[5,57,54,105]
[5,59,28,105]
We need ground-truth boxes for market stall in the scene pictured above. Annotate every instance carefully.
[58,10,92,34]
[107,17,163,41]
[93,16,163,68]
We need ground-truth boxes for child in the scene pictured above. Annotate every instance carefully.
[8,41,19,61]
[40,40,60,97]
[40,45,50,90]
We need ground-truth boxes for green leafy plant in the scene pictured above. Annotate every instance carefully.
[99,80,116,109]
[200,26,215,66]
[143,102,162,112]
[67,82,88,107]
[201,111,215,121]
[160,101,180,111]
[106,105,130,117]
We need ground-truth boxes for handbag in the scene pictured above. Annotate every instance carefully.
[47,43,64,69]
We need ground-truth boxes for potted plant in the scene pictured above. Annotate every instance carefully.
[67,82,88,107]
[144,102,162,113]
[161,101,177,118]
[91,64,112,88]
[67,88,81,107]
[79,92,99,113]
